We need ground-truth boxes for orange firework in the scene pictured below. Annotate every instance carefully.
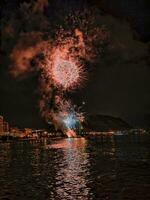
[51,56,84,90]
[42,29,86,91]
[8,4,109,136]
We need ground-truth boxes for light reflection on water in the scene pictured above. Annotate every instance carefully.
[0,134,150,200]
[47,138,92,199]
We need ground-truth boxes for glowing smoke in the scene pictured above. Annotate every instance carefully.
[50,97,84,137]
[43,33,86,91]
[3,1,109,136]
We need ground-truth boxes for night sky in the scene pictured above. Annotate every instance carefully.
[1,0,150,128]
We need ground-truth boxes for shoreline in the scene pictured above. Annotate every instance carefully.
[0,130,149,142]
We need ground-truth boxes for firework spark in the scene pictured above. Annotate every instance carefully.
[40,29,86,91]
[7,3,109,136]
[49,97,84,137]
[51,58,83,90]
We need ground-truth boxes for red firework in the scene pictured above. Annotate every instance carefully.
[40,29,87,91]
[51,57,83,90]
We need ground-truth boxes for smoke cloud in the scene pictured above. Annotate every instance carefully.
[1,0,109,135]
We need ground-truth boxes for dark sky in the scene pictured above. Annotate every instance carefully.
[0,0,150,128]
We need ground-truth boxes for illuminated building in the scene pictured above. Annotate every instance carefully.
[0,115,9,134]
[0,116,4,134]
[3,121,9,132]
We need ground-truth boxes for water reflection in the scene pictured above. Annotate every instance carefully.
[47,138,93,200]
[0,135,150,200]
[47,137,87,149]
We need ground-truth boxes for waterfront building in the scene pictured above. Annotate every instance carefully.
[24,128,33,137]
[3,121,9,132]
[0,116,4,134]
[0,115,10,135]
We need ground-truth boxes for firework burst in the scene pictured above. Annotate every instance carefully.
[50,97,84,137]
[51,56,84,90]
[8,3,109,137]
[40,28,87,91]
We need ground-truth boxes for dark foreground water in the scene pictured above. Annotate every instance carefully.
[0,134,150,200]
